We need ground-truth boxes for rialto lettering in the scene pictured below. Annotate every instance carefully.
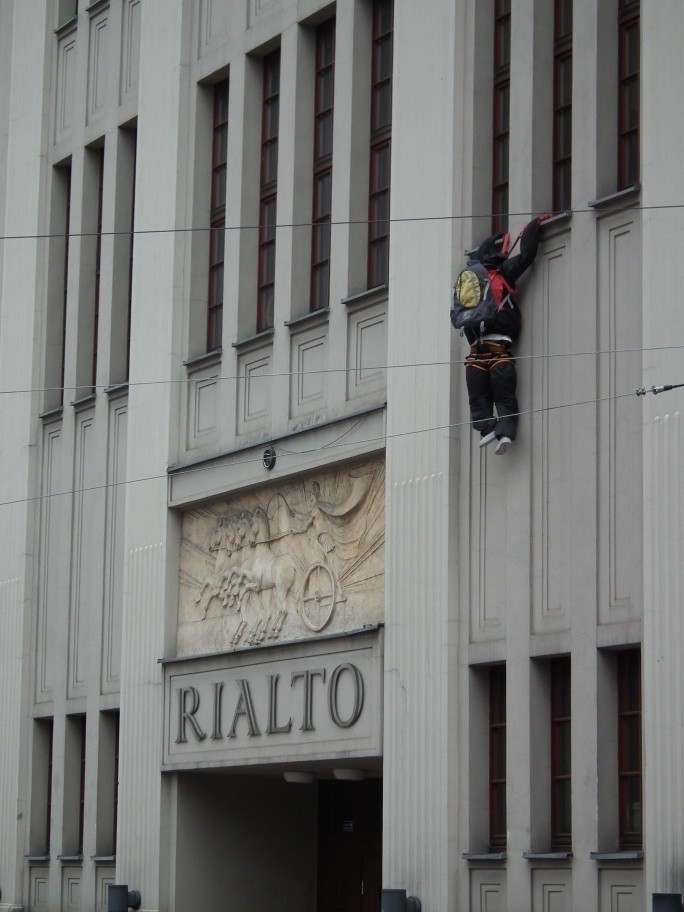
[175,663,365,744]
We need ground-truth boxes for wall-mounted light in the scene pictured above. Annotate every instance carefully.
[262,446,276,470]
[333,768,366,781]
[108,885,141,912]
[381,888,421,912]
[283,771,315,784]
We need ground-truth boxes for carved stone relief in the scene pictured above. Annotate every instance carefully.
[178,458,385,655]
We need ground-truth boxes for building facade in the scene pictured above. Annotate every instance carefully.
[0,1,683,910]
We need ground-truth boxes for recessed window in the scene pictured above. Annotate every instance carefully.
[311,20,335,312]
[553,0,572,211]
[617,0,639,189]
[489,665,506,848]
[77,715,87,854]
[125,131,137,380]
[368,0,393,288]
[61,166,72,405]
[207,80,229,351]
[492,0,510,233]
[58,0,78,27]
[550,657,571,848]
[257,52,280,332]
[92,147,105,388]
[32,718,55,856]
[617,648,642,848]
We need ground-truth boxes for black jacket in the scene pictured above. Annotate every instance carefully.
[464,218,541,343]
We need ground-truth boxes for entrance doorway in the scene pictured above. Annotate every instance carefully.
[317,778,382,912]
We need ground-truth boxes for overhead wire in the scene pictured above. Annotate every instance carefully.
[0,343,682,398]
[0,200,679,243]
[0,383,675,511]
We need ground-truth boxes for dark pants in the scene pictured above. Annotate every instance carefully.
[465,340,518,441]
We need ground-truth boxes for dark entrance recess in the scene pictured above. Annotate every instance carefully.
[317,778,382,912]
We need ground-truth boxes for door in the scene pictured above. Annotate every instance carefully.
[317,778,382,912]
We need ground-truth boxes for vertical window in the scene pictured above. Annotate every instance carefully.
[553,0,572,211]
[550,657,571,848]
[77,715,86,854]
[492,0,511,233]
[311,20,335,312]
[208,79,229,351]
[60,167,72,405]
[46,720,54,855]
[92,147,104,388]
[125,138,137,379]
[258,52,280,332]
[489,665,506,848]
[368,0,393,289]
[617,0,639,189]
[58,0,77,26]
[112,712,120,852]
[617,649,642,847]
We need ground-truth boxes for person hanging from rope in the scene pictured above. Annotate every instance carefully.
[451,215,551,455]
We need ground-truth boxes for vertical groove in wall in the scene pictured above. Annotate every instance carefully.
[645,412,683,892]
[385,471,449,908]
[117,543,165,899]
[0,574,23,897]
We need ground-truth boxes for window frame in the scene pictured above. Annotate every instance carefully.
[60,167,72,405]
[550,657,572,848]
[489,664,507,848]
[367,0,393,289]
[92,147,105,388]
[77,715,87,855]
[112,711,120,853]
[617,0,639,189]
[257,52,280,333]
[492,0,511,234]
[552,0,572,211]
[310,19,336,312]
[617,648,642,848]
[125,139,137,379]
[46,719,54,856]
[207,79,229,352]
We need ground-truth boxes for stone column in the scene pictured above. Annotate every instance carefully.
[0,2,50,909]
[115,1,189,909]
[383,3,459,909]
[641,0,684,900]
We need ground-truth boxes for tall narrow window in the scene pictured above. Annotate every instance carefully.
[368,0,393,289]
[617,649,642,848]
[617,0,639,189]
[492,0,511,233]
[489,665,507,848]
[60,167,72,405]
[550,657,571,848]
[125,138,137,379]
[208,80,229,351]
[257,52,280,332]
[311,20,335,312]
[77,715,86,855]
[112,712,120,853]
[45,720,54,856]
[92,147,105,388]
[553,0,572,211]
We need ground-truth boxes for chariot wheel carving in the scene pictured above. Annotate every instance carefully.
[301,563,337,631]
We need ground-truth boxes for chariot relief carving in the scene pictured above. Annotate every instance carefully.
[178,459,385,655]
